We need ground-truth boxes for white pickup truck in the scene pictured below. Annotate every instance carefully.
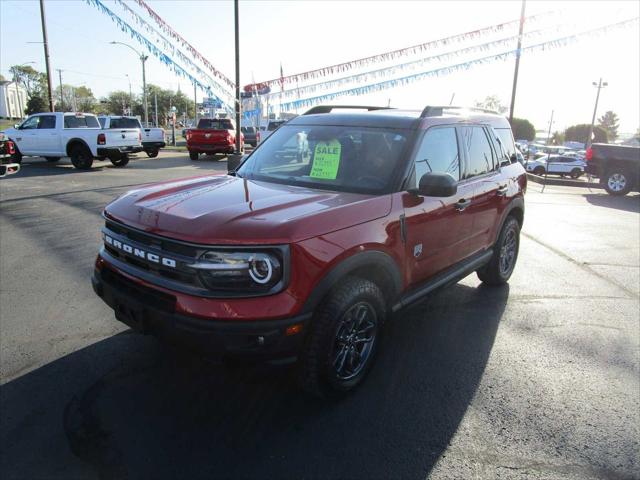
[2,112,142,169]
[256,119,287,145]
[99,116,165,158]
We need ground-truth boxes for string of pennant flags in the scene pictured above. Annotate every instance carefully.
[84,0,233,113]
[83,0,636,115]
[280,17,639,112]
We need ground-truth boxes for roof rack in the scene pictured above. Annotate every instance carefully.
[420,105,500,118]
[302,105,394,115]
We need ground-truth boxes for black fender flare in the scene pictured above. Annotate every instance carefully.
[301,249,403,315]
[494,196,525,245]
[65,138,92,157]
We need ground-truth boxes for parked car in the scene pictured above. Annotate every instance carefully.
[526,154,586,178]
[241,126,258,147]
[2,112,142,169]
[585,143,640,195]
[92,104,526,396]
[186,118,243,160]
[98,116,165,158]
[256,119,287,145]
[0,131,16,162]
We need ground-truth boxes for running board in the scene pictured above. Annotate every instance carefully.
[391,249,493,313]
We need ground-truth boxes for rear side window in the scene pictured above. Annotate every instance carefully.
[459,126,496,178]
[412,127,460,184]
[37,115,56,129]
[494,128,517,166]
[268,121,285,131]
[109,118,140,129]
[64,115,99,128]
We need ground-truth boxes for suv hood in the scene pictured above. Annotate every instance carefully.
[105,174,391,244]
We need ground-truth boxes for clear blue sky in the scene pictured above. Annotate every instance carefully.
[1,0,638,135]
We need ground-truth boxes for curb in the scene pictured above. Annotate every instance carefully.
[526,173,602,189]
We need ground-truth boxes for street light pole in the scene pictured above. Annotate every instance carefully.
[39,0,54,112]
[110,41,148,124]
[546,109,554,145]
[125,74,132,115]
[234,0,242,154]
[586,78,607,148]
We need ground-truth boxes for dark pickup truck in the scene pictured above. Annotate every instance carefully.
[585,143,640,195]
[186,118,243,160]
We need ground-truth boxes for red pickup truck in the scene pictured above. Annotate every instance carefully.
[186,118,243,160]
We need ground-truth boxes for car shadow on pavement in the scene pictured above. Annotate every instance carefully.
[0,283,508,480]
[583,193,640,213]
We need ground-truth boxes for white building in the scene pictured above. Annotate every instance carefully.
[0,81,28,119]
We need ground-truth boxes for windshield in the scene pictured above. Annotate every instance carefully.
[237,125,410,193]
[197,118,234,129]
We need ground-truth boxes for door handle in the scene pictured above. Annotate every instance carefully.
[497,185,508,196]
[455,198,471,211]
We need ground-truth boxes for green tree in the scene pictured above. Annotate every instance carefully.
[25,94,47,115]
[564,124,608,144]
[100,90,139,116]
[54,85,98,112]
[597,110,619,140]
[509,117,536,141]
[474,95,508,114]
[9,65,47,98]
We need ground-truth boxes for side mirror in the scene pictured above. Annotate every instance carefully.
[410,173,457,197]
[0,163,21,178]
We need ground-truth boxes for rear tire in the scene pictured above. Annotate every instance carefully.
[69,145,93,170]
[477,216,520,286]
[110,154,130,167]
[45,157,60,163]
[297,277,386,397]
[146,148,159,158]
[604,169,632,196]
[189,151,199,160]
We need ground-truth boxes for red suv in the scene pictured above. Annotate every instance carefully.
[92,105,526,395]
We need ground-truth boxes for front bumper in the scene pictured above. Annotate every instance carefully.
[92,265,310,361]
[97,146,143,156]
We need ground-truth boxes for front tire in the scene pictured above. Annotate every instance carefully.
[604,170,632,196]
[570,168,582,179]
[110,154,130,167]
[533,166,545,176]
[45,157,60,163]
[298,277,386,397]
[69,145,93,170]
[189,151,199,160]
[477,216,520,286]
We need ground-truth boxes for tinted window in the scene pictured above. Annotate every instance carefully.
[494,128,516,165]
[267,121,285,131]
[197,118,234,129]
[460,126,495,178]
[109,118,140,129]
[37,115,56,129]
[20,116,39,130]
[64,115,99,128]
[237,125,409,194]
[412,127,460,184]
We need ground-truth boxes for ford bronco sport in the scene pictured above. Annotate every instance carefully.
[92,105,526,395]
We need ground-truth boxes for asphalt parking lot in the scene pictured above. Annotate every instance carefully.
[1,153,639,480]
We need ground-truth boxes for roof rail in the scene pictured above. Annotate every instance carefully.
[302,105,394,115]
[420,105,500,118]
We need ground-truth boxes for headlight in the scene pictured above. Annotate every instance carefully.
[189,250,284,293]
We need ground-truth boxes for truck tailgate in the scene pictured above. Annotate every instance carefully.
[143,128,164,143]
[105,129,140,147]
[188,129,230,144]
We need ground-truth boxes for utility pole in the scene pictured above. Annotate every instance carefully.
[141,55,148,125]
[234,0,242,154]
[154,92,158,127]
[39,0,54,111]
[546,110,554,145]
[57,69,64,111]
[586,78,607,148]
[508,0,526,124]
[193,82,197,125]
